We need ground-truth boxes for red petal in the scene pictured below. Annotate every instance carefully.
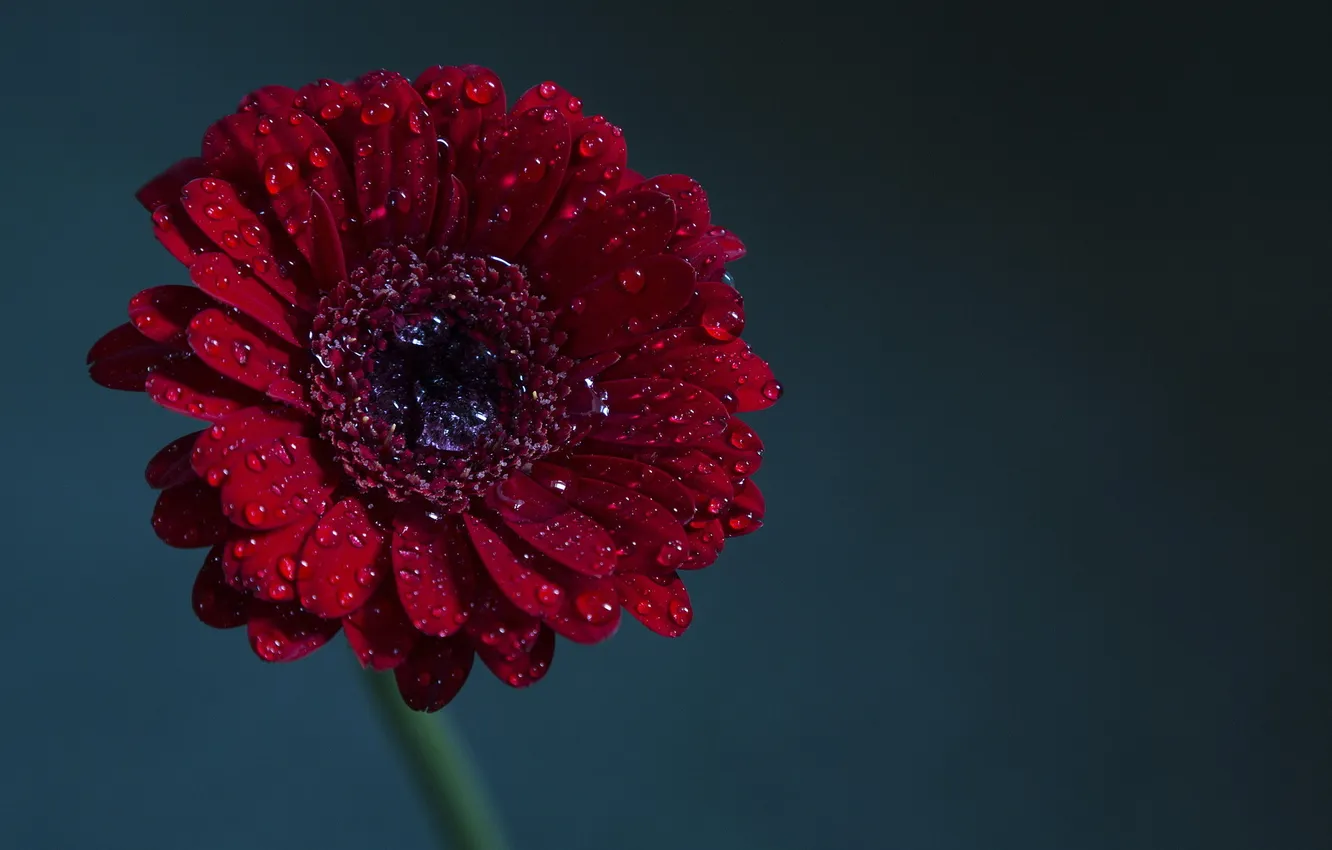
[340,72,439,247]
[247,601,341,662]
[512,80,587,122]
[189,406,305,482]
[473,613,555,689]
[526,188,676,305]
[146,358,265,421]
[393,511,478,638]
[637,174,711,245]
[305,190,348,289]
[429,174,468,251]
[393,633,474,712]
[562,453,695,521]
[204,108,356,282]
[145,431,203,490]
[188,253,304,346]
[298,497,387,618]
[641,449,735,520]
[555,474,689,574]
[138,157,215,265]
[617,168,645,191]
[588,379,728,447]
[463,513,567,618]
[186,308,308,408]
[137,157,210,211]
[615,571,693,637]
[413,65,507,184]
[192,546,250,629]
[462,579,543,658]
[217,435,334,530]
[535,561,622,645]
[557,254,695,358]
[344,580,420,671]
[669,227,746,280]
[682,518,725,570]
[152,480,228,549]
[601,328,781,413]
[221,515,314,602]
[725,478,765,537]
[128,285,214,345]
[179,177,317,311]
[521,104,629,269]
[465,106,571,259]
[485,471,617,577]
[88,324,181,391]
[696,417,765,482]
[464,514,620,644]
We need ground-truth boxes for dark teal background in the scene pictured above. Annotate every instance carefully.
[2,2,1328,848]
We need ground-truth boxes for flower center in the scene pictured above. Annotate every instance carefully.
[310,247,599,512]
[369,319,507,453]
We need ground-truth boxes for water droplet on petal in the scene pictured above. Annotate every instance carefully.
[463,75,498,105]
[360,101,395,125]
[536,584,562,607]
[574,589,616,624]
[263,155,300,195]
[617,268,645,293]
[668,599,693,627]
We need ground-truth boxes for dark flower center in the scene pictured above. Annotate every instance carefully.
[309,247,600,512]
[369,320,507,453]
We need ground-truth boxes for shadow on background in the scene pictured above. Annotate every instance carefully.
[0,2,1327,848]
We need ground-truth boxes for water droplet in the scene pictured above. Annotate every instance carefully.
[463,75,498,105]
[306,143,333,169]
[245,451,265,472]
[577,131,604,158]
[727,511,758,533]
[668,599,692,627]
[239,223,264,247]
[703,307,744,341]
[407,106,430,135]
[360,101,394,125]
[536,584,562,607]
[315,525,338,547]
[277,555,299,581]
[355,565,377,586]
[569,297,587,314]
[566,96,583,113]
[761,380,784,401]
[244,502,267,525]
[319,102,344,120]
[537,81,558,100]
[656,540,686,566]
[574,589,616,624]
[263,155,300,195]
[617,268,645,293]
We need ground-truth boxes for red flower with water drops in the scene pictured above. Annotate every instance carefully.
[89,66,779,711]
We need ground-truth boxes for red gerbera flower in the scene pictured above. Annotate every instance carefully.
[88,65,780,711]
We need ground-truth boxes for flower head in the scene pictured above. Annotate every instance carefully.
[89,66,780,710]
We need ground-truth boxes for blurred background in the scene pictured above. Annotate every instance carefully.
[1,2,1327,848]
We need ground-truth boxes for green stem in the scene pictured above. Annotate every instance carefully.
[362,668,509,850]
